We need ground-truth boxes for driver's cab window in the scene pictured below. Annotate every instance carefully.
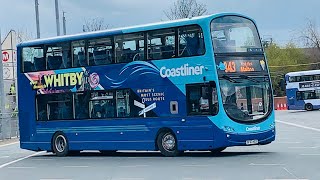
[186,82,218,115]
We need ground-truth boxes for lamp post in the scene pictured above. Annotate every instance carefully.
[55,0,61,36]
[35,0,40,38]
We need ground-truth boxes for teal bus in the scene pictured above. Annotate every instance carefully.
[17,13,275,156]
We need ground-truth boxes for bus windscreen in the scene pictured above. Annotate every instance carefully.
[211,16,263,54]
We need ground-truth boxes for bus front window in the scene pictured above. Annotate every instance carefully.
[220,77,272,122]
[211,16,262,53]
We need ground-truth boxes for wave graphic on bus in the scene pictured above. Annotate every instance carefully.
[104,61,160,88]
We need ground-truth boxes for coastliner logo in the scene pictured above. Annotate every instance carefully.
[160,64,205,78]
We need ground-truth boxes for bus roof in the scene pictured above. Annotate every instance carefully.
[286,69,320,77]
[18,13,252,47]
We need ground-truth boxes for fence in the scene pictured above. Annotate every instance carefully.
[274,96,287,110]
[0,112,19,141]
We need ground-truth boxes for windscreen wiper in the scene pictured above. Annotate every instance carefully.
[239,75,260,83]
[220,75,239,83]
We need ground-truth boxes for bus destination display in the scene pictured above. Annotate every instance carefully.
[218,59,266,73]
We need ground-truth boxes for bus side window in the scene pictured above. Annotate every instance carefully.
[72,40,87,67]
[115,33,144,63]
[178,25,205,57]
[36,95,49,121]
[116,90,130,117]
[186,82,218,115]
[22,46,44,72]
[46,43,71,70]
[211,86,219,115]
[75,92,90,119]
[88,38,114,66]
[47,94,73,120]
[147,28,175,60]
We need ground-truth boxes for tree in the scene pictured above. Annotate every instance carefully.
[266,42,310,96]
[17,29,34,43]
[300,20,320,69]
[301,20,320,51]
[83,17,109,32]
[164,0,207,20]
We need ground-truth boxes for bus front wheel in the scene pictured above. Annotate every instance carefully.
[52,132,69,157]
[157,131,179,157]
[305,103,313,111]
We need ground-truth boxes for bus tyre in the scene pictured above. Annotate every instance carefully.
[52,132,69,157]
[210,147,226,154]
[157,131,179,157]
[305,103,313,111]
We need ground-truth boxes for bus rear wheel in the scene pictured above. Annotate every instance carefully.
[52,132,69,157]
[157,131,179,157]
[305,103,313,111]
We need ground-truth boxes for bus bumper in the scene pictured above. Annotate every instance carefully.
[217,128,276,147]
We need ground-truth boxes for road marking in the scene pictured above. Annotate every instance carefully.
[119,165,149,168]
[0,151,43,169]
[265,179,309,180]
[276,120,320,132]
[119,178,145,180]
[0,141,19,148]
[63,166,89,168]
[40,179,73,180]
[300,154,320,156]
[32,158,53,161]
[282,167,298,179]
[8,166,35,169]
[182,164,210,167]
[288,146,318,149]
[0,156,10,158]
[276,142,301,144]
[244,155,268,157]
[249,163,285,166]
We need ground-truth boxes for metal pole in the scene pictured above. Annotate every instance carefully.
[55,0,60,36]
[63,11,66,35]
[0,30,6,139]
[35,0,40,39]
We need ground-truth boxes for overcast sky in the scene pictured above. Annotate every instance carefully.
[1,0,319,45]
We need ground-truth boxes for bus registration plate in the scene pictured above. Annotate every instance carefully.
[246,139,258,145]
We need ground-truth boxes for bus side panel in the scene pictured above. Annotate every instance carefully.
[32,116,215,151]
[175,117,214,150]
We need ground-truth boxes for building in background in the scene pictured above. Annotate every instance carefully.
[1,30,17,112]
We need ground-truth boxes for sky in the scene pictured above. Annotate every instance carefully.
[1,0,320,46]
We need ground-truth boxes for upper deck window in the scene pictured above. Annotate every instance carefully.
[147,28,175,60]
[211,16,262,54]
[46,43,72,69]
[22,46,45,72]
[178,25,205,57]
[115,33,145,63]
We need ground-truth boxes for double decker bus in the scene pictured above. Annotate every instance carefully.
[17,13,275,157]
[285,70,320,111]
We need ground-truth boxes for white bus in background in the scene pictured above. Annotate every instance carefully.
[285,70,320,111]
